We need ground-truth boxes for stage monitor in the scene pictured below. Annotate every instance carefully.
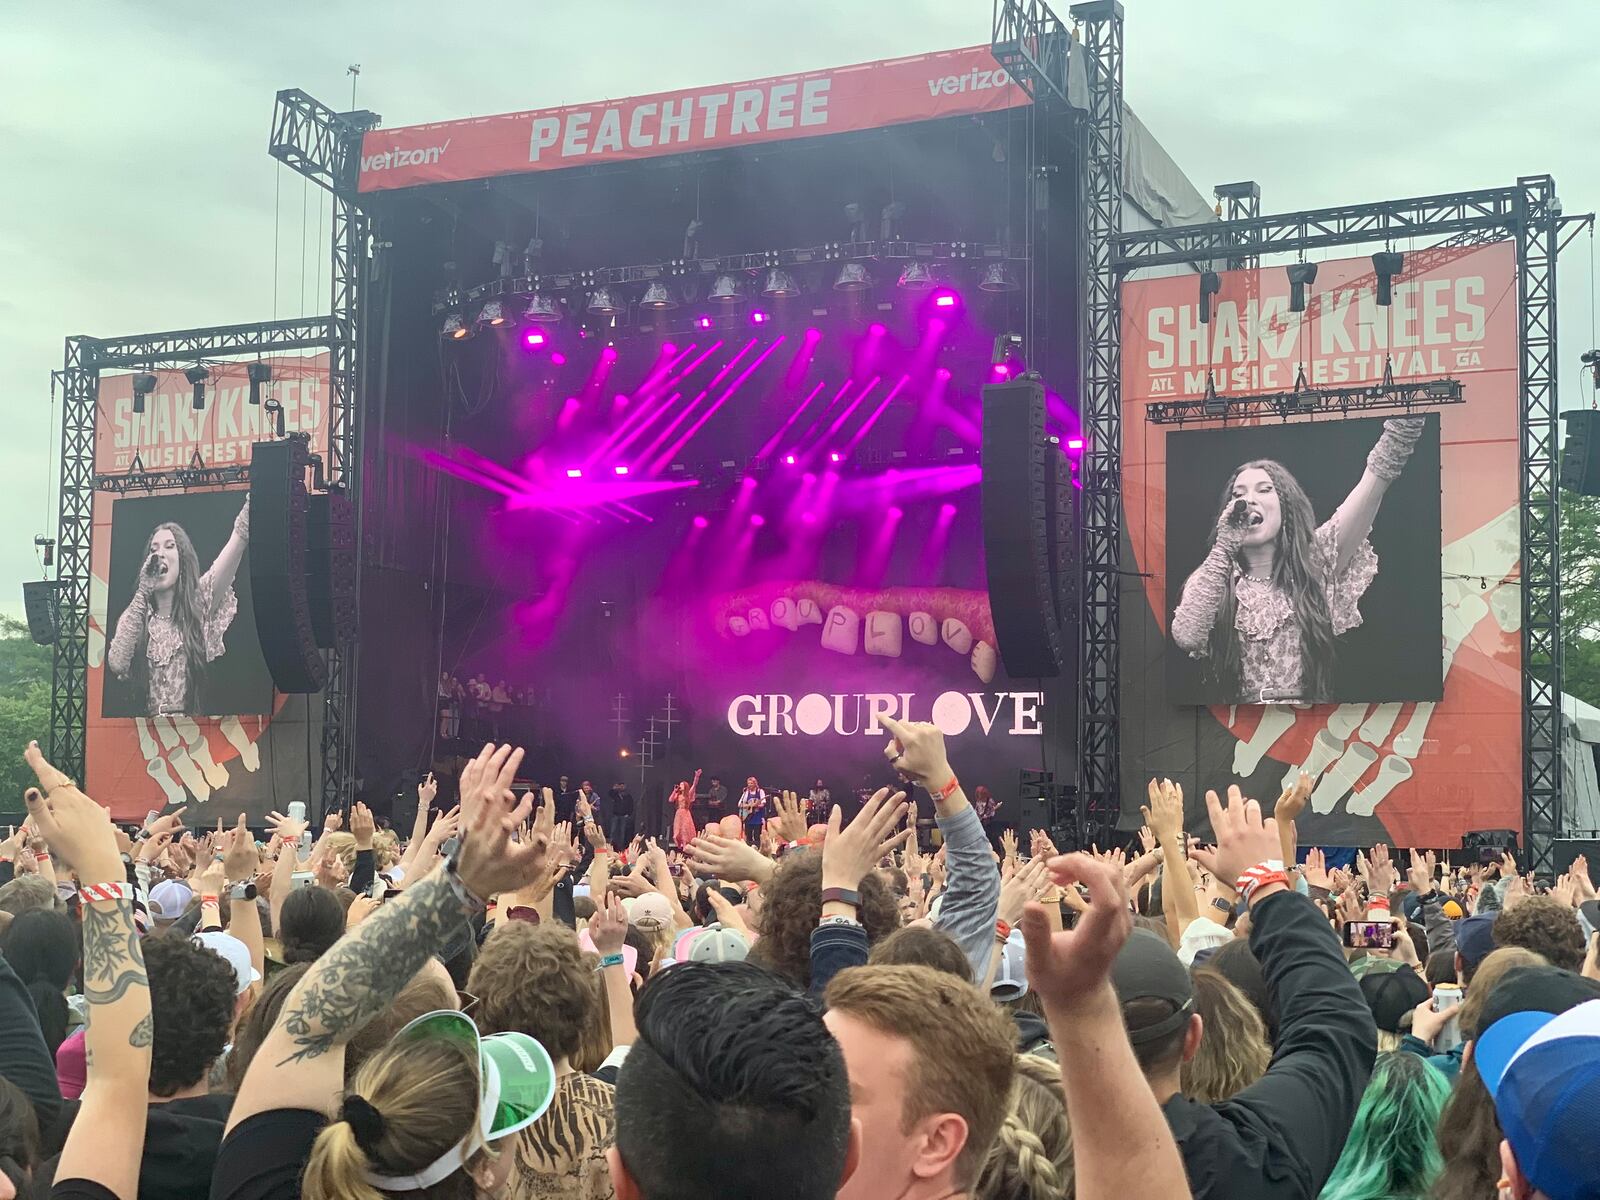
[1164,413,1443,706]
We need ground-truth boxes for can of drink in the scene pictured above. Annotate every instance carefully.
[1431,983,1464,1052]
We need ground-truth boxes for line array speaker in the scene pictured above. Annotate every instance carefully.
[306,490,357,648]
[21,581,58,646]
[249,437,326,693]
[1560,409,1600,496]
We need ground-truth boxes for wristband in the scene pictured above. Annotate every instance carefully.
[930,776,960,803]
[78,882,134,904]
[35,852,50,862]
[1367,895,1391,911]
[1234,863,1290,907]
[596,952,626,970]
[444,856,488,912]
[995,919,1012,942]
[820,886,860,908]
[819,913,861,929]
[200,894,221,906]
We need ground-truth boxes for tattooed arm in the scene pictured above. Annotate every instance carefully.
[225,861,476,1133]
[23,743,152,1199]
[226,741,557,1137]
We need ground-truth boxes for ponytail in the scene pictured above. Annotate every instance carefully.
[303,1118,387,1200]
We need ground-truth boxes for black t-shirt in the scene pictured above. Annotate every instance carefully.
[52,1183,122,1200]
[209,1109,325,1200]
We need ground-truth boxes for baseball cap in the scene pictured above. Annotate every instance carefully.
[193,931,261,995]
[1110,928,1195,1045]
[1474,965,1600,1040]
[990,929,1028,1001]
[628,892,672,931]
[365,1010,557,1191]
[148,881,193,922]
[1578,899,1600,936]
[1476,998,1600,1200]
[1358,963,1429,1033]
[1452,912,1497,968]
[688,924,750,964]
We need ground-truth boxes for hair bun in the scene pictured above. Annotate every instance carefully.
[339,1093,386,1153]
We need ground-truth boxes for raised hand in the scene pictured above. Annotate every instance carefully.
[1186,837,1220,877]
[822,788,910,892]
[1570,856,1597,902]
[607,872,656,900]
[22,742,122,884]
[704,884,751,935]
[145,806,187,839]
[418,772,437,808]
[583,819,609,851]
[223,813,258,882]
[1141,778,1185,847]
[1138,825,1157,855]
[879,715,952,787]
[685,833,775,885]
[1205,783,1283,896]
[345,894,380,928]
[589,891,629,954]
[454,769,553,900]
[1367,843,1398,896]
[1303,846,1331,891]
[1020,853,1133,1016]
[266,810,309,845]
[1407,848,1438,897]
[312,847,347,889]
[1274,773,1311,828]
[458,743,524,830]
[997,855,1052,925]
[1000,828,1019,861]
[322,811,343,834]
[774,790,808,844]
[196,857,227,900]
[350,802,376,851]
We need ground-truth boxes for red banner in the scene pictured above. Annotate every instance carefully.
[1120,242,1522,849]
[358,45,1027,193]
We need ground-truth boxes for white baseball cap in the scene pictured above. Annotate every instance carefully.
[193,931,261,995]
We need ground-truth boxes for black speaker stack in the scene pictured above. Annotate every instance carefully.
[21,581,58,646]
[1561,409,1600,496]
[980,375,1078,677]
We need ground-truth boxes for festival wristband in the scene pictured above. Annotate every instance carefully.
[1367,895,1391,912]
[444,856,487,912]
[930,776,960,803]
[35,852,50,862]
[995,919,1012,942]
[1234,863,1290,906]
[819,913,861,929]
[820,887,860,908]
[78,882,135,904]
[596,952,625,970]
[201,894,221,906]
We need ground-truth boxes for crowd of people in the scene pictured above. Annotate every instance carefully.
[1,723,1597,1200]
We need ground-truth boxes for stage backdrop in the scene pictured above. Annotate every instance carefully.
[85,356,330,820]
[1121,240,1521,848]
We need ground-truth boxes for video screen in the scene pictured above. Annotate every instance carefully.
[101,492,275,718]
[1165,413,1443,706]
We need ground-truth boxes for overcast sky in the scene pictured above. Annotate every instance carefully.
[3,1,1596,622]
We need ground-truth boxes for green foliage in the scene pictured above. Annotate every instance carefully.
[1561,492,1600,709]
[0,616,52,816]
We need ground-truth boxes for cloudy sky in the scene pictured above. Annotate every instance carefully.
[3,0,1596,621]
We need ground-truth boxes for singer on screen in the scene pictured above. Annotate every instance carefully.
[1170,416,1425,705]
[107,498,250,716]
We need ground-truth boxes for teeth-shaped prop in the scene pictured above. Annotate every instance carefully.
[1358,702,1402,746]
[770,597,802,631]
[941,618,972,655]
[1346,754,1412,817]
[745,607,770,633]
[1233,705,1294,777]
[1283,727,1346,794]
[821,605,860,655]
[135,718,187,807]
[1391,702,1436,760]
[865,611,903,658]
[795,598,823,626]
[220,716,261,772]
[970,641,997,683]
[173,715,229,791]
[729,616,751,637]
[1310,742,1378,814]
[909,611,938,646]
[153,716,211,803]
[1326,703,1369,740]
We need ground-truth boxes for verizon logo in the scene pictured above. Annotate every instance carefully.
[926,67,1011,96]
[361,139,451,173]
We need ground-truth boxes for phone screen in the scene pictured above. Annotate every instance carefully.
[1343,920,1396,950]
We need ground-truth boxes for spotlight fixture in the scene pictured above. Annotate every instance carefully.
[523,293,562,323]
[477,299,508,327]
[709,274,744,304]
[185,365,209,411]
[833,262,872,292]
[586,287,625,316]
[440,312,471,340]
[695,315,714,330]
[247,361,271,406]
[829,451,843,463]
[761,268,800,298]
[614,465,630,476]
[897,261,935,291]
[1372,251,1404,307]
[1201,370,1226,418]
[750,310,770,325]
[524,330,546,347]
[1065,437,1085,452]
[639,281,677,310]
[565,468,583,478]
[931,290,959,310]
[978,262,1020,292]
[1286,262,1319,313]
[131,372,157,415]
[783,454,796,465]
[1198,271,1222,325]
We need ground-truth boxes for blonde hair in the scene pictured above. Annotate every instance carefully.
[324,832,358,870]
[373,829,401,872]
[302,1035,492,1200]
[569,952,614,1074]
[1180,969,1272,1105]
[975,1055,1074,1199]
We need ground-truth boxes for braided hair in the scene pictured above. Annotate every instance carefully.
[975,1055,1074,1199]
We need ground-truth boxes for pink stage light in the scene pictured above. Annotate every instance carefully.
[550,352,567,366]
[991,364,1011,380]
[1066,436,1085,452]
[613,465,630,476]
[692,515,710,529]
[524,331,546,347]
[751,311,769,325]
[932,290,959,309]
[565,468,583,478]
[696,315,714,329]
[783,454,796,465]
[868,322,887,337]
[602,346,618,362]
[829,451,842,463]
[750,513,766,527]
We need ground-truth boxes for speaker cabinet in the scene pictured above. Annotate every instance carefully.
[306,490,357,648]
[1561,409,1600,496]
[21,581,58,645]
[249,437,326,693]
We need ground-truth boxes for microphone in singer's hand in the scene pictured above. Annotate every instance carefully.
[144,553,161,577]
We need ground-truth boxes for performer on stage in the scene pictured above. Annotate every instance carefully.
[671,768,703,849]
[737,776,768,843]
[1171,416,1426,705]
[107,498,250,717]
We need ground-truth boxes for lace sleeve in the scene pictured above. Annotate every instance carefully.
[195,574,238,662]
[107,592,149,678]
[1317,518,1378,636]
[1171,540,1238,656]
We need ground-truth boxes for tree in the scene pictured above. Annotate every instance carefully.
[0,616,52,818]
[1561,491,1600,709]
